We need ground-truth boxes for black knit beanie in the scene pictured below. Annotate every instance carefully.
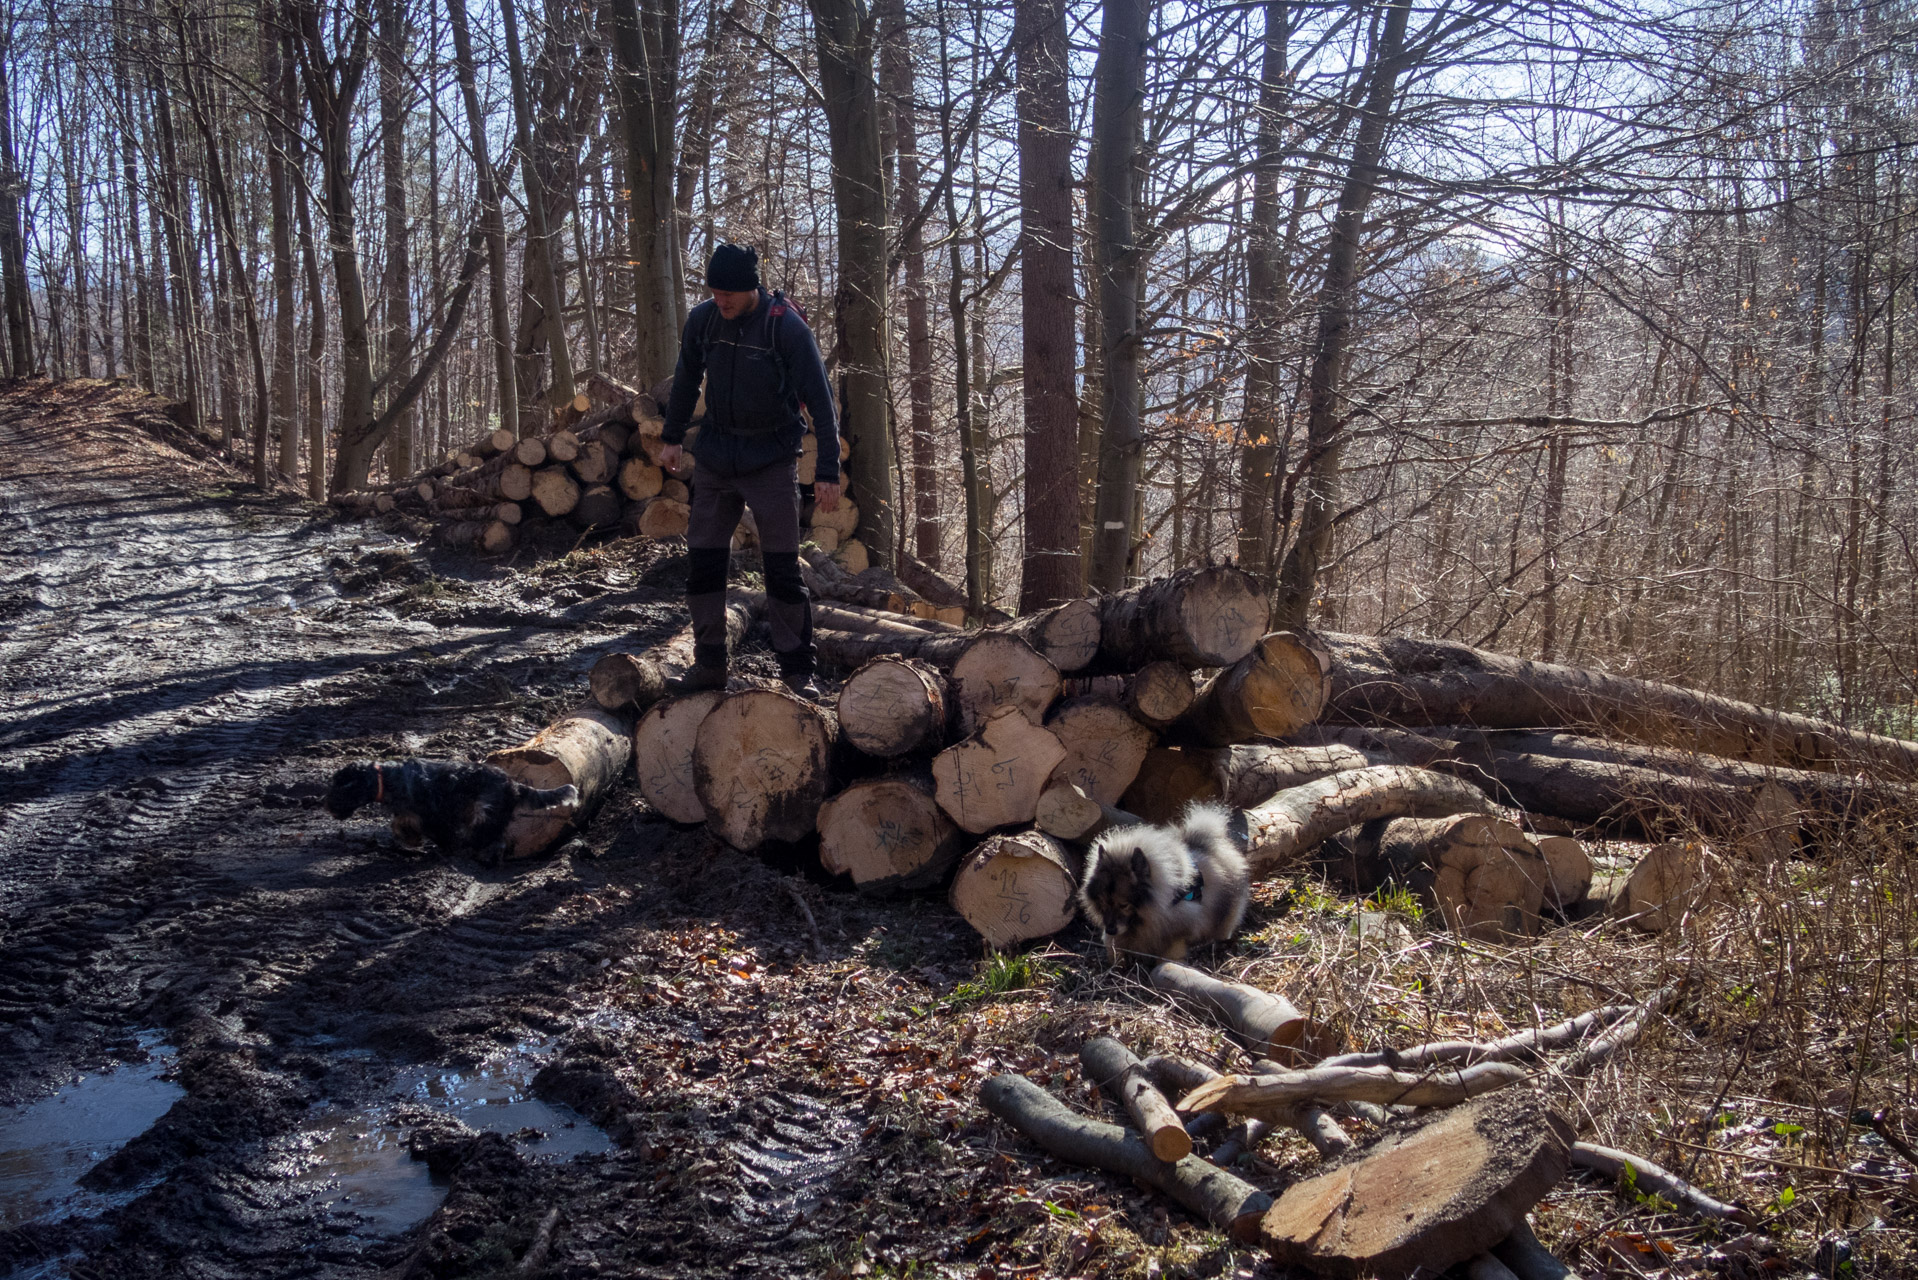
[706,242,760,291]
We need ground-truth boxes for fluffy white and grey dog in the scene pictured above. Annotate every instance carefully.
[1078,803,1251,964]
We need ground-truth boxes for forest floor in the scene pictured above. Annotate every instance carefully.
[0,378,1912,1280]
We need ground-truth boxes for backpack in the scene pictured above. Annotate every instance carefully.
[698,289,807,402]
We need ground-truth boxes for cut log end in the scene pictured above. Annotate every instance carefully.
[818,774,965,894]
[836,656,948,758]
[933,707,1069,834]
[692,689,839,850]
[635,691,727,824]
[949,829,1081,947]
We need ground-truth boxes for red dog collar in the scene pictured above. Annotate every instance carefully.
[374,766,385,803]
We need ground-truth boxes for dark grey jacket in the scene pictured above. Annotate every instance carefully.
[661,291,840,483]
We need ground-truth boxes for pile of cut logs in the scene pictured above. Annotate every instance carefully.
[325,376,867,569]
[480,558,1915,949]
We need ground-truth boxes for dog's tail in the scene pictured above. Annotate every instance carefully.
[1177,801,1236,852]
[520,783,580,811]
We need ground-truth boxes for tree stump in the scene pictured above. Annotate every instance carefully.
[1171,631,1332,747]
[1046,695,1155,806]
[1257,1087,1574,1280]
[633,691,727,824]
[692,689,840,850]
[932,707,1068,833]
[951,634,1062,735]
[948,829,1081,946]
[817,773,967,893]
[836,656,948,758]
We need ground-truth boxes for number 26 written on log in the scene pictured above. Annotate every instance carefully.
[991,868,1034,926]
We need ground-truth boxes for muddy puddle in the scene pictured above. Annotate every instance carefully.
[0,1034,181,1231]
[286,1040,613,1236]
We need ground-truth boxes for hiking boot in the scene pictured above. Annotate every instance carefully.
[672,663,728,694]
[782,671,822,701]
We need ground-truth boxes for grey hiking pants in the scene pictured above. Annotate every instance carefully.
[685,458,812,675]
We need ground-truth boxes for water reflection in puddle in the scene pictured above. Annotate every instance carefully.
[292,1040,612,1237]
[0,1033,182,1230]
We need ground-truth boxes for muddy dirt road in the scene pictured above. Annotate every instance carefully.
[0,383,1097,1280]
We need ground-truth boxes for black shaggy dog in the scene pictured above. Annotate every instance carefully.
[323,759,578,864]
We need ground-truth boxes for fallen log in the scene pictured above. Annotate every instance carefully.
[1140,1053,1350,1160]
[1255,1088,1575,1280]
[588,597,757,712]
[692,689,841,850]
[932,707,1068,833]
[1323,1003,1638,1072]
[899,552,1011,624]
[948,829,1081,947]
[570,483,622,529]
[1180,1060,1532,1116]
[1120,747,1227,824]
[997,597,1102,673]
[1033,783,1140,843]
[439,518,515,554]
[489,700,634,857]
[1045,695,1155,806]
[1535,835,1593,912]
[530,465,580,517]
[817,772,966,893]
[570,438,617,486]
[948,638,1060,733]
[1149,962,1326,1064]
[1492,1222,1585,1280]
[1241,765,1497,878]
[1081,1036,1192,1162]
[1611,838,1717,933]
[980,1073,1271,1243]
[1327,814,1549,941]
[1057,661,1197,730]
[633,691,726,823]
[835,656,948,758]
[1224,743,1382,808]
[1093,565,1271,671]
[545,428,580,463]
[1322,632,1918,778]
[617,456,663,501]
[1571,1142,1753,1224]
[1167,631,1331,748]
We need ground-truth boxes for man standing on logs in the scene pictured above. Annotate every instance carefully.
[658,243,842,698]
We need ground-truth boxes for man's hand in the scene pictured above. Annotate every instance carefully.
[814,480,843,513]
[657,442,683,473]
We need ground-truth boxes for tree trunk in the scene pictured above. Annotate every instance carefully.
[933,706,1068,833]
[1148,962,1320,1063]
[1237,0,1291,578]
[0,21,34,375]
[1168,631,1330,747]
[1045,695,1155,806]
[1321,632,1918,778]
[488,700,635,856]
[1241,765,1496,878]
[590,597,757,711]
[498,0,575,415]
[1092,565,1270,670]
[634,690,727,823]
[1085,0,1147,592]
[809,0,897,566]
[1014,0,1081,607]
[817,772,966,893]
[948,830,1080,946]
[263,9,299,479]
[1332,814,1548,941]
[610,0,684,382]
[377,0,413,480]
[950,634,1062,735]
[1272,0,1412,627]
[836,656,949,758]
[1080,1036,1191,1163]
[981,1073,1271,1243]
[693,689,841,850]
[446,0,517,440]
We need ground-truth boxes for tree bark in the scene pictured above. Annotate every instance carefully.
[446,0,517,440]
[590,597,757,711]
[1168,631,1330,748]
[609,0,684,382]
[1085,0,1147,592]
[1081,1036,1192,1163]
[1322,632,1918,778]
[377,0,413,480]
[1272,0,1412,627]
[1241,765,1496,878]
[1014,0,1081,607]
[1092,566,1271,670]
[489,700,635,856]
[1149,961,1321,1063]
[809,0,897,566]
[498,0,576,415]
[1238,0,1291,578]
